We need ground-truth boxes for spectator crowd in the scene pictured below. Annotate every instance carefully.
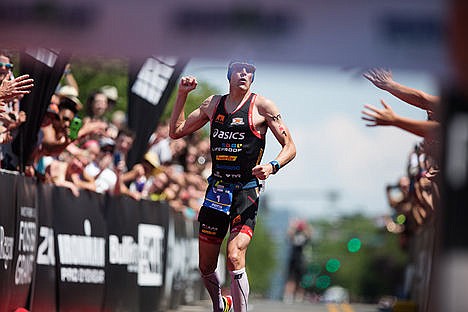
[361,68,441,308]
[0,50,443,229]
[0,50,210,221]
[360,67,440,245]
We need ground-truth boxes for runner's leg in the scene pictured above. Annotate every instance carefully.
[198,206,230,312]
[227,232,251,312]
[200,240,224,312]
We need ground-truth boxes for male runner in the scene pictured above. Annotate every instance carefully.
[169,61,296,312]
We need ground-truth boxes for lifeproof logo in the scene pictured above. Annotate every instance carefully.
[212,129,245,140]
[212,142,243,153]
[57,219,105,284]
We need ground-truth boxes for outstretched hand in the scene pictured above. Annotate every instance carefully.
[361,99,397,127]
[363,68,393,90]
[0,74,34,101]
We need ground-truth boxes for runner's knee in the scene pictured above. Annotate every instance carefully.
[227,250,243,269]
[199,252,220,275]
[199,261,218,276]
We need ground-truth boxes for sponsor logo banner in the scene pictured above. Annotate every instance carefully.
[57,219,106,284]
[138,224,164,286]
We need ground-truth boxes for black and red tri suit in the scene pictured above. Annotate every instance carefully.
[210,93,265,184]
[198,93,266,244]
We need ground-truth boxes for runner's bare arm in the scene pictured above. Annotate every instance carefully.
[262,99,296,167]
[169,76,211,139]
[252,98,296,180]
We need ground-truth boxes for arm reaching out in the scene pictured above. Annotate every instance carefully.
[363,68,439,113]
[361,99,440,137]
[0,74,34,101]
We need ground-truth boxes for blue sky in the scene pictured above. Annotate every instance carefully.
[182,58,439,220]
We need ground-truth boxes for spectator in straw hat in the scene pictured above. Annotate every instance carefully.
[57,85,83,111]
[128,151,162,199]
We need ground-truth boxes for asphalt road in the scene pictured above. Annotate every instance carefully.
[170,299,378,312]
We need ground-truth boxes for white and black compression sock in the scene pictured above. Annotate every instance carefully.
[229,268,250,312]
[201,271,224,312]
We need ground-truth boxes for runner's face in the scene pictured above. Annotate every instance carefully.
[230,63,255,89]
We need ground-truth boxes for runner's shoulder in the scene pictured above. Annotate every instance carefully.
[254,95,278,115]
[202,94,223,119]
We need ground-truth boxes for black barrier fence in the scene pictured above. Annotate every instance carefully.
[0,171,203,312]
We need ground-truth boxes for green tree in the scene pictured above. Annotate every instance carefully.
[67,57,129,118]
[246,219,277,295]
[306,214,407,302]
[69,57,220,126]
[160,81,220,123]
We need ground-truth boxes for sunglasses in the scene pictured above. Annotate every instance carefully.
[0,62,13,69]
[230,63,256,73]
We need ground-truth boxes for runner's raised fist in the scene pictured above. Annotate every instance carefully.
[179,76,197,93]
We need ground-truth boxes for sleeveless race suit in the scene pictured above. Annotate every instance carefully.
[198,93,266,243]
[210,93,265,185]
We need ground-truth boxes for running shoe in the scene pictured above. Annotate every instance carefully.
[222,295,233,312]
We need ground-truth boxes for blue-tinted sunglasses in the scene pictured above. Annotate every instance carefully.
[0,62,13,69]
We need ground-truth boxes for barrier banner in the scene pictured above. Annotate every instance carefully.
[30,183,57,312]
[138,200,169,312]
[0,172,206,311]
[102,195,140,311]
[168,212,189,310]
[53,188,107,312]
[7,175,38,310]
[158,210,176,312]
[183,220,203,305]
[0,172,17,311]
[13,49,70,171]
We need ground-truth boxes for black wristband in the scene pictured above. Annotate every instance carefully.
[269,160,280,174]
